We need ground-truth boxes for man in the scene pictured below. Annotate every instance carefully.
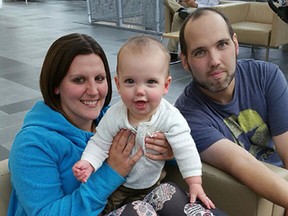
[163,0,219,60]
[175,7,288,214]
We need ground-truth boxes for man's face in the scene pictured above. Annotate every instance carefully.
[180,11,239,94]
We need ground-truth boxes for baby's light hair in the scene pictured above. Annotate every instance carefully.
[117,35,170,75]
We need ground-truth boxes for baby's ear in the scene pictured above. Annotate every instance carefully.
[114,75,120,91]
[164,76,172,94]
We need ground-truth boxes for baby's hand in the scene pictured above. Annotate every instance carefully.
[72,160,94,183]
[185,176,215,208]
[188,183,215,209]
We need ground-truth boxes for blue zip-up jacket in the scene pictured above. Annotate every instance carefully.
[8,101,124,216]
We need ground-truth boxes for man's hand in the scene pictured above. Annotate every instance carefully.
[145,132,174,161]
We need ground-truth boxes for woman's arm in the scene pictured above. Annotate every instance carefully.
[8,130,141,216]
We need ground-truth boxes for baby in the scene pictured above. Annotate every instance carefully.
[73,35,214,212]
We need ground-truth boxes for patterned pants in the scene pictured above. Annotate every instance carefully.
[105,182,227,216]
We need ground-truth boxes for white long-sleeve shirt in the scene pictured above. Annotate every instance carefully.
[82,98,202,189]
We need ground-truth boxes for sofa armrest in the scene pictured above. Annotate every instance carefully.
[0,159,11,216]
[202,162,287,216]
[163,161,287,216]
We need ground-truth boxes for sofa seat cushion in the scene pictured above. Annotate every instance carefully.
[232,22,271,46]
[0,159,11,216]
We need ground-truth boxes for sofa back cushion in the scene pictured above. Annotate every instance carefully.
[246,2,273,24]
[215,2,250,23]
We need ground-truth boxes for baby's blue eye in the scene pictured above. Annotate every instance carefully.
[124,79,134,84]
[147,80,157,84]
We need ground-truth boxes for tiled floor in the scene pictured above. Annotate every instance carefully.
[0,0,287,161]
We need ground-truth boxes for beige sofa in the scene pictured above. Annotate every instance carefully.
[164,1,248,33]
[164,161,288,216]
[1,158,288,216]
[0,159,11,216]
[164,1,288,60]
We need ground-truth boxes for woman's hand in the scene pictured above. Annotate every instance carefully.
[145,132,174,161]
[107,129,142,177]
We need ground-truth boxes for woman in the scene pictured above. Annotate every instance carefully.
[8,33,225,216]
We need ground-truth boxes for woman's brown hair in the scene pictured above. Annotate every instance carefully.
[40,33,112,114]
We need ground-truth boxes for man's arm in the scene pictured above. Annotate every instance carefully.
[273,131,288,169]
[200,139,288,209]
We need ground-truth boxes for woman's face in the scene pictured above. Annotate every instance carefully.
[54,54,108,131]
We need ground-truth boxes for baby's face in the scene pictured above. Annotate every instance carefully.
[115,51,171,124]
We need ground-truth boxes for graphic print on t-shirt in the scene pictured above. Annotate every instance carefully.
[224,109,276,161]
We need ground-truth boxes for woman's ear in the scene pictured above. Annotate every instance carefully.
[54,87,60,95]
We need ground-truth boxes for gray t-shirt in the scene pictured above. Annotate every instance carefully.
[175,59,288,167]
